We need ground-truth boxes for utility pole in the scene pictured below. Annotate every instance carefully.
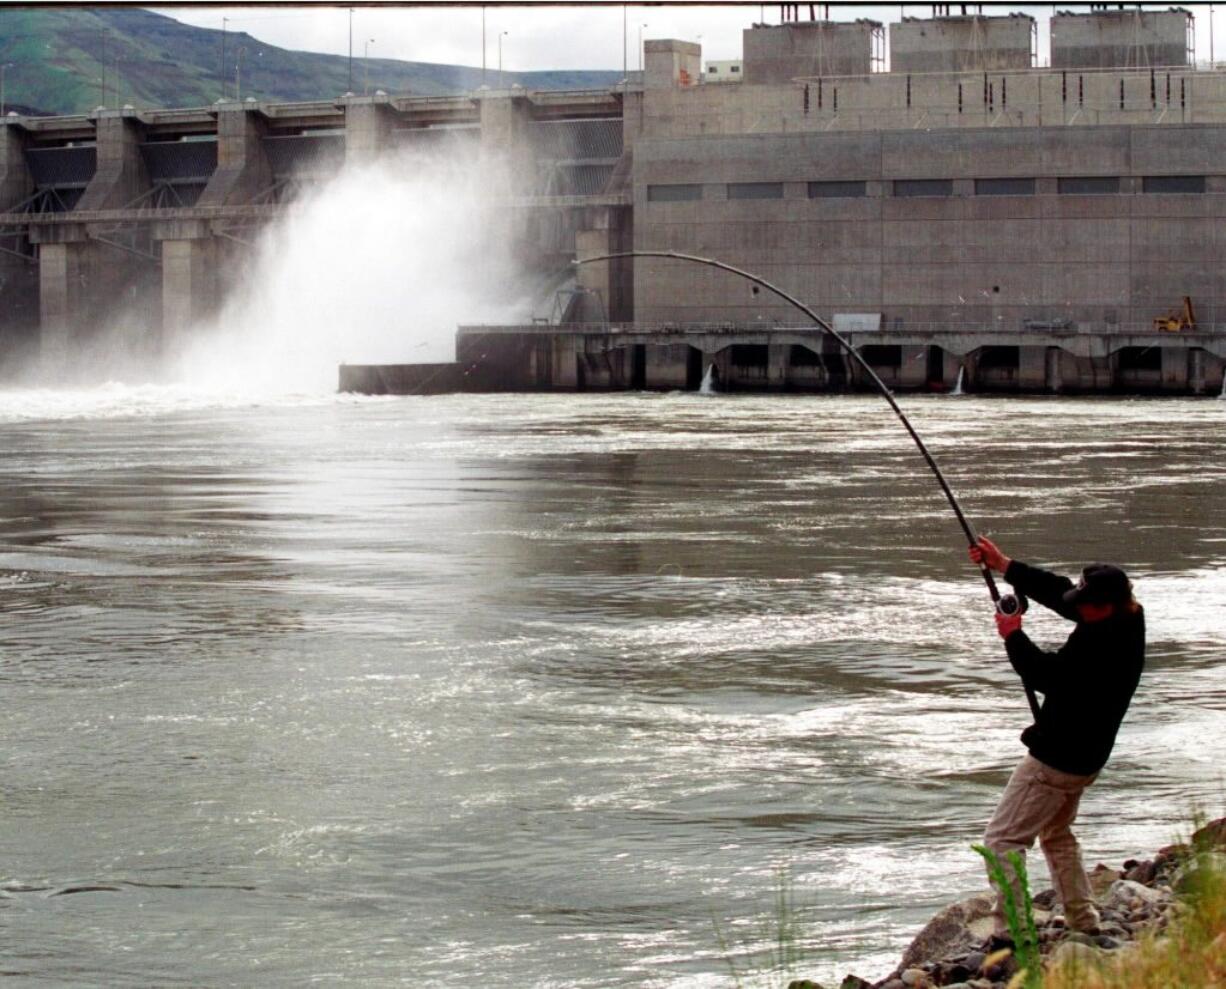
[482,6,487,86]
[639,23,648,72]
[236,46,247,102]
[100,33,107,109]
[498,31,508,88]
[364,38,375,95]
[347,8,354,94]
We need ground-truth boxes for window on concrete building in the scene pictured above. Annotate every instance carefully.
[1057,176,1120,195]
[893,179,953,197]
[730,65,741,73]
[728,182,784,200]
[647,184,703,202]
[975,177,1035,196]
[708,66,718,73]
[1142,175,1205,194]
[808,180,867,198]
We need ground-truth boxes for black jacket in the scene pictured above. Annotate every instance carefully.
[1002,560,1145,776]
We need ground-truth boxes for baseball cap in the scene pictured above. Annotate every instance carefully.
[1062,563,1132,606]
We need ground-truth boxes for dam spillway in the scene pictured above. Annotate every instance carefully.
[3,6,1226,381]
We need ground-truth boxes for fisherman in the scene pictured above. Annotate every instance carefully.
[969,536,1145,936]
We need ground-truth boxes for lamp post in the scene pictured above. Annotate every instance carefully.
[220,16,229,100]
[347,8,354,94]
[112,55,124,109]
[364,38,375,95]
[639,23,648,72]
[1,63,12,117]
[236,46,247,102]
[498,30,508,88]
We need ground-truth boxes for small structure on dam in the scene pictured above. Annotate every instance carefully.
[2,5,1224,391]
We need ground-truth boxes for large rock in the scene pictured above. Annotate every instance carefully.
[1104,878,1170,913]
[896,893,996,972]
[1192,817,1226,852]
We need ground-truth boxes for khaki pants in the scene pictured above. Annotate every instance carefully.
[983,753,1100,933]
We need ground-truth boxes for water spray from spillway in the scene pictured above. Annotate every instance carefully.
[174,152,529,395]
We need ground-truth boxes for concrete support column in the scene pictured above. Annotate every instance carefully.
[77,112,149,211]
[478,92,535,196]
[344,98,395,165]
[1161,346,1188,391]
[1045,346,1066,393]
[1018,346,1046,390]
[0,122,39,369]
[0,121,34,208]
[944,350,965,390]
[766,343,790,390]
[1188,348,1206,395]
[36,233,93,369]
[552,333,579,388]
[898,345,928,388]
[198,106,272,206]
[644,343,689,389]
[160,235,218,354]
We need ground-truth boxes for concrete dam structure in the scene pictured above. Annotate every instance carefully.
[3,5,1226,394]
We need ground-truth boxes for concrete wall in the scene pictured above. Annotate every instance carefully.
[631,124,1226,334]
[742,21,879,83]
[1052,9,1191,70]
[890,15,1034,73]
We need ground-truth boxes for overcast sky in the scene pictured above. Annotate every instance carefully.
[154,4,1226,74]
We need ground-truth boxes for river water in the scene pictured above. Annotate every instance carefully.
[2,389,1224,988]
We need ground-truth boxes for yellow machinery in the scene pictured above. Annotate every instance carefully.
[1153,296,1196,332]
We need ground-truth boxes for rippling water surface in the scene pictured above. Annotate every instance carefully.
[1,389,1224,987]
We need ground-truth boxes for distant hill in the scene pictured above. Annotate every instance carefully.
[0,7,625,116]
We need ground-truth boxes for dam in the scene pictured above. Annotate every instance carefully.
[3,5,1226,393]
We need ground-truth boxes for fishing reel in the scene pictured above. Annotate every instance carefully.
[997,592,1029,617]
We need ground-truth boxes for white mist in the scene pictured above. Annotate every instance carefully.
[176,151,528,394]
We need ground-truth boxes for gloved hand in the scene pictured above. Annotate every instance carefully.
[970,536,1012,573]
[995,610,1023,639]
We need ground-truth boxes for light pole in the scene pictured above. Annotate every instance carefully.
[364,38,375,95]
[220,16,229,100]
[482,6,487,86]
[112,54,124,109]
[498,30,508,88]
[347,8,354,94]
[639,23,648,72]
[236,46,247,102]
[1,63,12,117]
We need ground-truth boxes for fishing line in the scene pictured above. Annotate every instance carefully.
[574,249,1039,719]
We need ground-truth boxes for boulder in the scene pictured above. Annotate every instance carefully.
[1104,878,1171,914]
[1088,864,1122,898]
[896,893,996,972]
[1191,817,1226,851]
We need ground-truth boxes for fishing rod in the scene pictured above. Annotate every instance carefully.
[574,249,1039,721]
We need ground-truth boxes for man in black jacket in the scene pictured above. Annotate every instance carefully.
[970,537,1145,935]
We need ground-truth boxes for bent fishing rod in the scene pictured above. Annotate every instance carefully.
[574,249,1039,721]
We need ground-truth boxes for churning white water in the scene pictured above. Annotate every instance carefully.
[699,363,717,394]
[174,152,529,393]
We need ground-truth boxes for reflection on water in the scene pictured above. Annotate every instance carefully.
[1,392,1224,987]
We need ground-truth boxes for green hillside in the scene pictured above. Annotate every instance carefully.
[0,7,624,116]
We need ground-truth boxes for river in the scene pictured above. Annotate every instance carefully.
[1,389,1223,987]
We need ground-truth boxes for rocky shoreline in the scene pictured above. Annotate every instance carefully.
[789,817,1226,989]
